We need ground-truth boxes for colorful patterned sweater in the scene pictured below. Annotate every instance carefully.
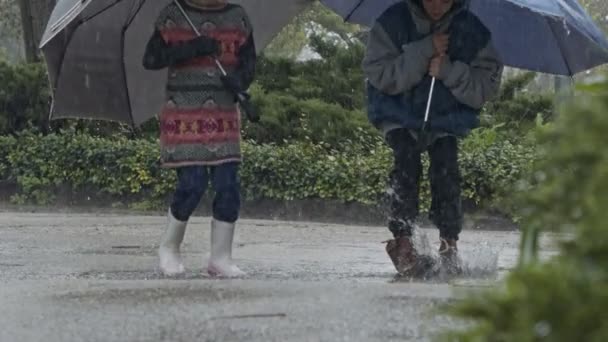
[143,0,256,167]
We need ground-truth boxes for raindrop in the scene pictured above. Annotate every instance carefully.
[562,19,571,36]
[571,206,582,219]
[534,321,552,338]
[534,171,547,182]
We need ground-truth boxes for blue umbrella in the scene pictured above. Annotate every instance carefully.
[321,0,608,75]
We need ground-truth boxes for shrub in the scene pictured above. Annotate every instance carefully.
[442,77,608,342]
[0,125,535,214]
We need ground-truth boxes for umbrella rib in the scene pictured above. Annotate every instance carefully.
[80,0,127,22]
[545,16,573,76]
[124,0,148,27]
[49,1,83,33]
[40,0,127,48]
[344,0,365,22]
[121,0,149,127]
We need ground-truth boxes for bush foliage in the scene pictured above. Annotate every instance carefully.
[443,77,608,342]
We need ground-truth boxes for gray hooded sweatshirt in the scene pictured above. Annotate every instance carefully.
[362,0,504,135]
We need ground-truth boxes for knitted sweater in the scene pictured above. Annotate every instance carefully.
[143,0,255,167]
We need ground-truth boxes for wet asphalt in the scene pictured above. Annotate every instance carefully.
[0,212,559,342]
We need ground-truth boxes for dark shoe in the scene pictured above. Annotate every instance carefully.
[386,237,437,278]
[386,236,417,275]
[439,238,463,275]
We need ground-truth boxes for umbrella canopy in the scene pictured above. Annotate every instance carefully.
[40,0,312,126]
[321,0,608,75]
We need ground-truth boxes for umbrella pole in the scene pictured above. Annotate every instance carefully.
[416,76,435,150]
[422,76,435,131]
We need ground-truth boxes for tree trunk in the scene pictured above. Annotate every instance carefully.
[18,0,56,62]
[554,76,574,110]
[18,0,36,62]
[554,76,572,93]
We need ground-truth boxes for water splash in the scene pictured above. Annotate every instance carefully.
[406,228,499,282]
[459,240,499,278]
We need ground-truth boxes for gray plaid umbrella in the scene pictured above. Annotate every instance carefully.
[40,0,312,126]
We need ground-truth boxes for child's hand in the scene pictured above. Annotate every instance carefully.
[429,55,446,78]
[432,33,449,56]
[220,74,242,94]
[188,36,221,57]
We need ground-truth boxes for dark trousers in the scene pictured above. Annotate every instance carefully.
[386,128,462,240]
[170,163,241,223]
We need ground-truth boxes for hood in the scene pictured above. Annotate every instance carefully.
[407,0,469,25]
[182,0,228,10]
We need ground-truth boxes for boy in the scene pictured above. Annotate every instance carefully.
[363,0,503,276]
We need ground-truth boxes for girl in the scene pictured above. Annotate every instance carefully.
[143,0,256,277]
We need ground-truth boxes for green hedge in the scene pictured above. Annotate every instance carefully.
[244,84,377,147]
[0,127,535,212]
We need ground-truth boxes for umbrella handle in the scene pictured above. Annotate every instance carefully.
[173,0,227,76]
[423,77,436,127]
[416,76,436,150]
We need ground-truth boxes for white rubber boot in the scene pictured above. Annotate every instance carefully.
[207,219,246,278]
[159,209,187,276]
